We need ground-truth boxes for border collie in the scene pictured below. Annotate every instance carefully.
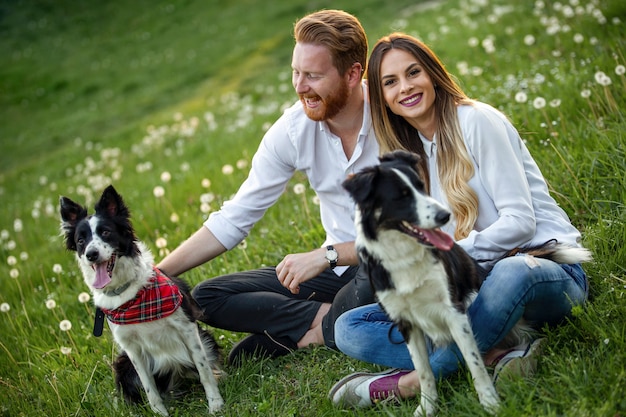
[60,185,224,416]
[342,150,592,416]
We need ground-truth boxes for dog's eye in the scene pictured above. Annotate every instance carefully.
[101,230,111,238]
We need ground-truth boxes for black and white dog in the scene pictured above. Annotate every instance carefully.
[342,150,591,416]
[60,185,224,416]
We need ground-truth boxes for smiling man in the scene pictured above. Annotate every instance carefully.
[157,9,380,365]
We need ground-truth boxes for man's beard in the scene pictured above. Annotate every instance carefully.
[300,80,350,122]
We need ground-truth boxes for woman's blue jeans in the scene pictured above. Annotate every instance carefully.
[334,255,588,379]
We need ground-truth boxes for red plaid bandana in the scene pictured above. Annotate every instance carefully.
[101,268,183,325]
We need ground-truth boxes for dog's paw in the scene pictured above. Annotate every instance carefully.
[480,390,500,415]
[414,403,436,417]
[208,396,224,414]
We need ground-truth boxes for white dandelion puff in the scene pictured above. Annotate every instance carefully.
[52,264,63,274]
[0,302,10,312]
[160,171,172,183]
[221,164,234,175]
[59,320,72,331]
[155,237,168,249]
[615,65,625,76]
[9,268,19,279]
[7,255,17,266]
[201,178,211,188]
[533,97,546,109]
[153,186,165,198]
[46,299,57,309]
[293,183,306,195]
[580,89,591,98]
[78,292,91,303]
[60,346,72,355]
[515,92,528,103]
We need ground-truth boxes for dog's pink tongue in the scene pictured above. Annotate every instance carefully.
[93,262,112,289]
[423,229,454,251]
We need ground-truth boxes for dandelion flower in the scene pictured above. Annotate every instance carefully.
[52,264,63,274]
[615,65,625,76]
[155,237,168,249]
[467,37,479,47]
[293,183,306,195]
[170,213,179,223]
[221,164,234,175]
[7,255,17,266]
[236,159,248,170]
[533,97,546,109]
[550,99,562,107]
[13,219,23,233]
[603,338,609,345]
[46,299,57,309]
[78,292,91,303]
[594,71,612,86]
[200,193,215,204]
[9,268,19,279]
[238,240,248,250]
[60,346,72,355]
[580,89,591,98]
[201,178,211,188]
[200,203,211,214]
[19,251,28,261]
[160,171,172,182]
[573,33,584,43]
[0,302,10,312]
[515,92,528,103]
[59,320,72,331]
[523,35,535,46]
[153,186,165,198]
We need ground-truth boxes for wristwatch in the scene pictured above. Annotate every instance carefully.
[325,245,338,269]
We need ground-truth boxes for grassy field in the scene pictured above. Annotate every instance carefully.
[1,0,625,416]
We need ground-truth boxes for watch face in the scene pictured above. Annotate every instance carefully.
[326,249,338,261]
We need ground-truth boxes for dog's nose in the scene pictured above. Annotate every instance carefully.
[86,250,99,262]
[435,210,450,225]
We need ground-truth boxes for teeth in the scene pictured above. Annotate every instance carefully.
[401,95,419,105]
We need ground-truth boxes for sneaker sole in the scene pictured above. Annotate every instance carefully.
[493,338,545,386]
[328,368,400,403]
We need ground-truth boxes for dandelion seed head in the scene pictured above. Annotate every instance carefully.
[293,183,306,195]
[153,186,165,198]
[573,33,584,43]
[238,240,248,250]
[615,65,625,76]
[221,164,234,175]
[20,251,28,261]
[52,264,63,274]
[236,159,248,170]
[170,213,179,223]
[155,237,168,249]
[59,320,72,331]
[46,299,57,309]
[200,203,211,214]
[78,292,91,303]
[0,302,10,312]
[550,99,562,107]
[13,219,23,233]
[7,255,17,266]
[533,97,546,109]
[60,346,72,355]
[9,268,19,279]
[603,338,609,345]
[515,92,528,103]
[468,37,479,47]
[594,71,612,86]
[580,89,591,98]
[160,171,172,182]
[523,35,535,46]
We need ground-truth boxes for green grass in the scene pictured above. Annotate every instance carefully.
[1,0,625,416]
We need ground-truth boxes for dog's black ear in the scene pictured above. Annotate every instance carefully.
[95,185,130,218]
[380,149,421,167]
[59,196,88,251]
[342,168,377,205]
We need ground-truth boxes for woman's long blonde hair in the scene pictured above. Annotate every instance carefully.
[367,33,478,240]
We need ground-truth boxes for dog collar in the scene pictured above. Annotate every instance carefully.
[102,281,131,296]
[100,268,182,325]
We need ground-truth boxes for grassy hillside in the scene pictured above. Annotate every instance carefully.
[1,0,625,416]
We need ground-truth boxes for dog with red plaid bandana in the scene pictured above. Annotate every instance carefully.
[60,185,224,416]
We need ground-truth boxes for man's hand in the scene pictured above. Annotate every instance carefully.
[276,248,327,294]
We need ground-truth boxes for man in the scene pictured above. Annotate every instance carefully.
[157,9,379,364]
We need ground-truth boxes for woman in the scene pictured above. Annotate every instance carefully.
[329,33,589,408]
